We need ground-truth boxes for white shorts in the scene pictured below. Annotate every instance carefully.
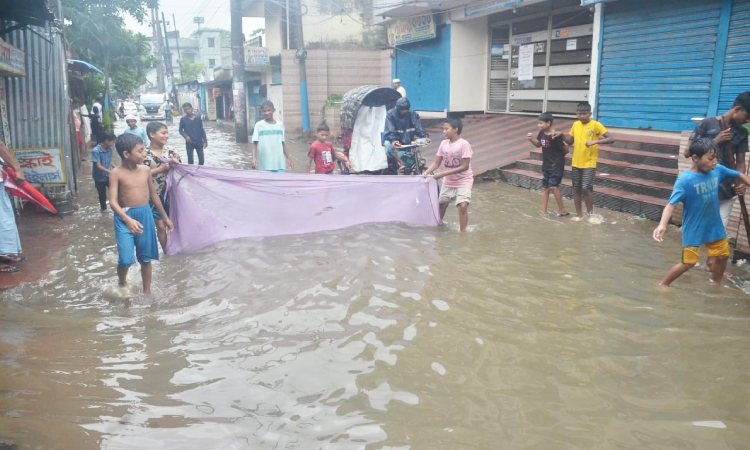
[719,197,736,228]
[439,187,471,205]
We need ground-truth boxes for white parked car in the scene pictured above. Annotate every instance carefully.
[123,102,138,117]
[139,93,166,121]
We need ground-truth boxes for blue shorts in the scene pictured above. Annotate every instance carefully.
[115,204,159,268]
[542,170,563,188]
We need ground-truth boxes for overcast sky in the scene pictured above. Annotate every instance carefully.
[124,0,264,39]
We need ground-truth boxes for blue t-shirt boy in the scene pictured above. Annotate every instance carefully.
[668,163,740,247]
[91,144,114,183]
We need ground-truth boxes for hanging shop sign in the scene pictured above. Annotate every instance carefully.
[244,44,269,66]
[11,148,66,186]
[0,38,26,77]
[388,14,436,46]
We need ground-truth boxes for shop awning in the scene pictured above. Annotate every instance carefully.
[0,0,56,31]
[66,59,103,75]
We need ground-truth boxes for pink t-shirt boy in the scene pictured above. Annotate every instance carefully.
[423,119,474,232]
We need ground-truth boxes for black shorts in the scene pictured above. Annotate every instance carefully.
[572,167,595,191]
[542,170,563,188]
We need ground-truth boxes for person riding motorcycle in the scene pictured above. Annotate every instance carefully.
[384,97,429,171]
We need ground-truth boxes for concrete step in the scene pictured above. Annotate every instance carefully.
[608,133,680,154]
[526,149,677,184]
[529,146,678,169]
[514,158,674,199]
[502,168,667,220]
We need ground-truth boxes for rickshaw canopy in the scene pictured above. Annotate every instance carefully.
[340,85,402,132]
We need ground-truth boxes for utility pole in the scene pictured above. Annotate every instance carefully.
[230,0,248,143]
[294,0,310,132]
[162,12,178,102]
[172,13,183,79]
[153,7,166,93]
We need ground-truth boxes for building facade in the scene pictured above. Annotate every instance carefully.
[379,0,750,132]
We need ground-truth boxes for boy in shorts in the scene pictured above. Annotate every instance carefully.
[306,123,351,174]
[109,134,173,294]
[653,138,750,287]
[423,118,473,232]
[528,112,569,217]
[557,103,613,218]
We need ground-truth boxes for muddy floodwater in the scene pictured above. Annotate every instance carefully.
[1,121,750,449]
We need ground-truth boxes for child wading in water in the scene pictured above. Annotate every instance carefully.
[557,103,614,218]
[109,134,173,294]
[653,138,750,287]
[144,121,181,252]
[306,124,351,174]
[424,118,474,232]
[91,131,116,212]
[528,112,569,217]
[252,101,294,172]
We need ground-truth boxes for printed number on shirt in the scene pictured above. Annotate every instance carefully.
[445,154,461,168]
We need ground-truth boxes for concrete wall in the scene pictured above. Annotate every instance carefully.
[449,16,488,112]
[302,16,366,46]
[281,49,392,133]
[265,3,284,56]
[196,30,223,70]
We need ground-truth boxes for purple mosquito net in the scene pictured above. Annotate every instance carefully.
[164,165,442,255]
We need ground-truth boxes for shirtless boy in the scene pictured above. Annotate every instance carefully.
[109,134,173,294]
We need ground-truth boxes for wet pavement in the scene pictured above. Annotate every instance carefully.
[1,120,750,449]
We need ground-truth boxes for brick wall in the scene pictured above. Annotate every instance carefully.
[281,49,392,134]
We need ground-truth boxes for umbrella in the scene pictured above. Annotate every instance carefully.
[2,165,59,216]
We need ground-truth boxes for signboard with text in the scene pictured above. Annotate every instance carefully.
[388,14,436,46]
[11,148,66,186]
[244,44,269,66]
[0,38,25,77]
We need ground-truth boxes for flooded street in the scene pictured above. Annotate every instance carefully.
[1,120,750,449]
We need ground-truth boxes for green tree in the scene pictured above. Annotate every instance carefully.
[176,59,204,84]
[63,0,154,111]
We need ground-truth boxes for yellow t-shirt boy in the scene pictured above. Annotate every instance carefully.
[569,120,608,169]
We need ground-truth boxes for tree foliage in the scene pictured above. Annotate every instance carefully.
[176,59,204,84]
[63,0,154,105]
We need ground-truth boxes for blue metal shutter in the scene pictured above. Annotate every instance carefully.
[718,0,750,113]
[393,25,451,112]
[597,0,722,132]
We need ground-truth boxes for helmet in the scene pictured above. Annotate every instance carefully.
[396,97,410,111]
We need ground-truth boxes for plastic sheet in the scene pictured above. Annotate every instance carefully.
[165,165,441,255]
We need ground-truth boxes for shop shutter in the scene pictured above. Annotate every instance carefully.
[597,0,723,132]
[718,0,750,113]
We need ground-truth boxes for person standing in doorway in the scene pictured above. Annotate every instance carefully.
[393,78,406,98]
[179,102,208,165]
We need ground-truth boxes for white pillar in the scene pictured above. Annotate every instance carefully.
[589,2,603,116]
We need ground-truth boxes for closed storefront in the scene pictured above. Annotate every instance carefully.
[596,0,750,132]
[718,0,750,113]
[488,2,595,116]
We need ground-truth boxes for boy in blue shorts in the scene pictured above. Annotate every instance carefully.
[109,134,173,294]
[528,112,569,217]
[653,138,750,287]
